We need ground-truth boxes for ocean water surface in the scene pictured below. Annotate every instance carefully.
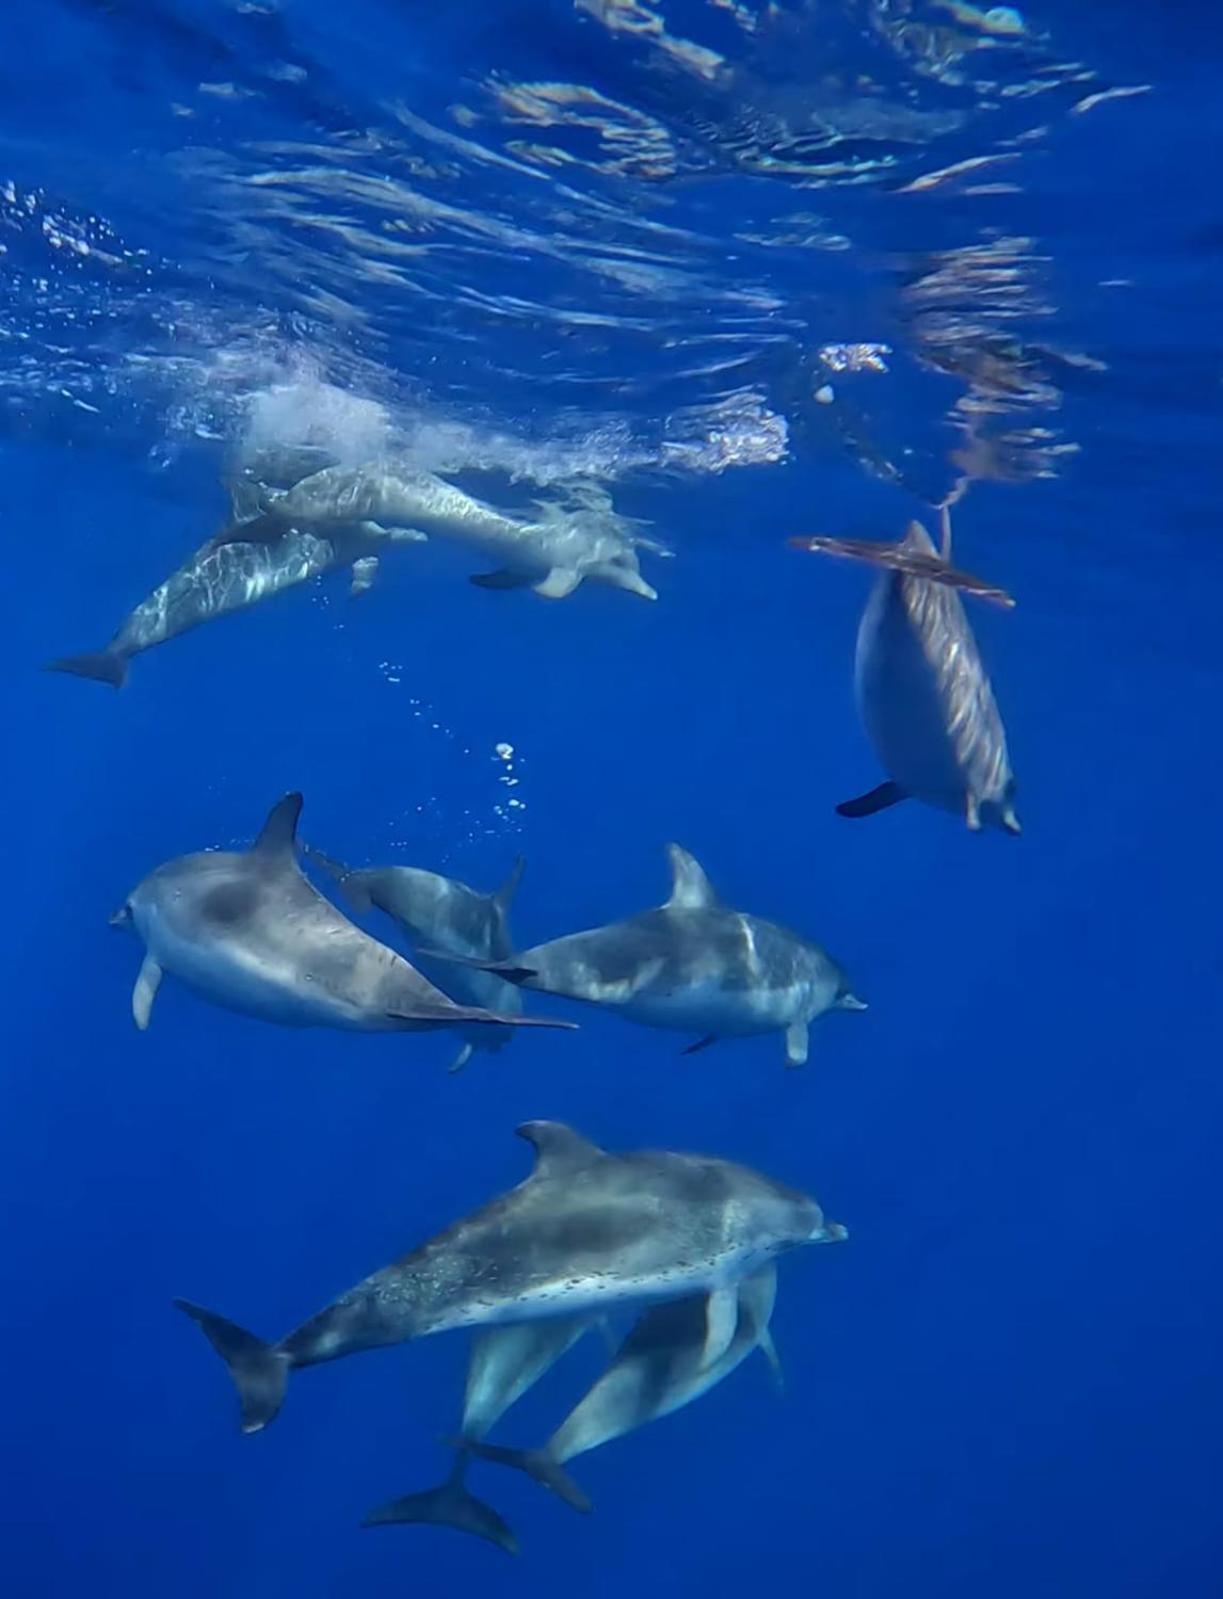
[2,2,1221,1595]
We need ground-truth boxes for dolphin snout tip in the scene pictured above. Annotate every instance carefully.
[108,904,132,929]
[815,1220,849,1244]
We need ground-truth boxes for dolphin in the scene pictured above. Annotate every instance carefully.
[46,492,424,688]
[426,844,865,1067]
[821,517,1020,833]
[175,1119,845,1434]
[306,849,526,1073]
[252,462,664,601]
[363,1316,593,1554]
[458,1266,780,1514]
[110,793,574,1043]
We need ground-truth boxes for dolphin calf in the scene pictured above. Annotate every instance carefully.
[175,1119,845,1433]
[110,793,573,1042]
[47,495,424,688]
[820,516,1020,833]
[460,1266,780,1514]
[364,1316,593,1554]
[427,844,865,1067]
[306,849,526,1073]
[253,462,664,601]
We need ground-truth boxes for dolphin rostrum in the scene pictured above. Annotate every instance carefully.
[820,516,1020,833]
[363,1316,593,1554]
[426,844,865,1067]
[306,849,526,1073]
[459,1265,781,1514]
[253,462,665,601]
[110,794,574,1042]
[47,488,424,688]
[175,1120,845,1433]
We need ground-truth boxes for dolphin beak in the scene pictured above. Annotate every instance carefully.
[837,992,868,1012]
[813,1221,849,1244]
[109,904,132,929]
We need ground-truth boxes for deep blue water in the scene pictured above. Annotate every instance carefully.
[3,3,1222,1596]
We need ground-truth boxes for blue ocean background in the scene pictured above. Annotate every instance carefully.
[2,2,1221,1595]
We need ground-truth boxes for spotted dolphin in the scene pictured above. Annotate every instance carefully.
[457,1265,780,1515]
[306,849,526,1074]
[175,1120,845,1433]
[47,494,423,688]
[817,518,1020,833]
[110,794,572,1044]
[427,844,865,1067]
[253,462,665,601]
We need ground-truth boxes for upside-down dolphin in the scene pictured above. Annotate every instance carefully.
[47,492,424,687]
[796,515,1019,832]
[306,849,526,1073]
[426,844,865,1067]
[176,1120,845,1433]
[251,462,665,601]
[110,794,573,1042]
[457,1265,780,1516]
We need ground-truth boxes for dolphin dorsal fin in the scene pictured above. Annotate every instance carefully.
[664,844,719,910]
[516,1121,603,1179]
[901,519,939,557]
[253,793,303,857]
[493,856,525,915]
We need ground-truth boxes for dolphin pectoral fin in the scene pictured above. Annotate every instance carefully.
[383,525,428,543]
[470,569,533,590]
[699,1285,739,1372]
[758,1329,785,1393]
[349,555,379,596]
[253,793,303,857]
[132,954,163,1031]
[835,780,907,819]
[533,567,582,599]
[784,1022,809,1068]
[174,1299,289,1434]
[462,1441,592,1514]
[966,793,982,831]
[681,1034,719,1056]
[447,1042,474,1074]
[362,1473,518,1555]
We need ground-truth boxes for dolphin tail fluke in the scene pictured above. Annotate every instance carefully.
[45,649,128,689]
[413,949,539,986]
[461,1441,592,1514]
[362,1476,518,1556]
[174,1299,289,1433]
[303,846,373,913]
[385,1006,574,1032]
[788,534,1015,609]
[836,780,907,819]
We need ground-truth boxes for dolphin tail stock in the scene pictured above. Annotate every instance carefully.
[45,648,129,689]
[362,1460,518,1556]
[302,845,374,913]
[413,948,539,986]
[836,781,908,819]
[174,1299,289,1434]
[459,1439,592,1514]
